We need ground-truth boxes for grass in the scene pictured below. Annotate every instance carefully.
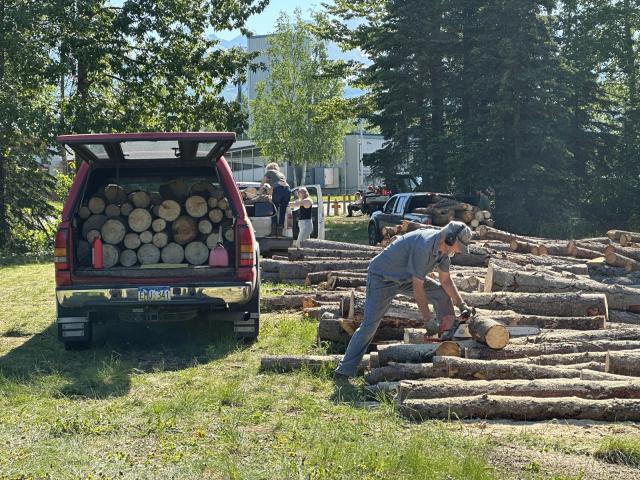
[595,436,640,467]
[324,215,370,245]
[0,262,496,479]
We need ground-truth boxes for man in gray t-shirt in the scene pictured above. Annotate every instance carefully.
[334,221,473,379]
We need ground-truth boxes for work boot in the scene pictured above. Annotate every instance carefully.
[276,225,283,237]
[270,224,277,237]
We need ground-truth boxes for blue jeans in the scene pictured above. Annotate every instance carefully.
[335,272,455,377]
[272,185,291,227]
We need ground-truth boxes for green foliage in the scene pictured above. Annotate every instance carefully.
[54,172,74,203]
[250,10,354,186]
[595,436,640,467]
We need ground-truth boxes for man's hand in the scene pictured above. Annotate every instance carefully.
[459,302,472,319]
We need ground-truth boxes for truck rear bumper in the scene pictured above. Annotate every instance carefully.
[56,283,253,309]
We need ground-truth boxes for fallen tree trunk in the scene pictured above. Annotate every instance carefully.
[484,262,640,312]
[510,325,640,344]
[609,310,640,325]
[486,313,606,330]
[289,248,376,261]
[301,239,381,252]
[399,395,640,421]
[464,339,640,360]
[398,378,640,402]
[259,354,368,375]
[468,317,509,349]
[605,251,638,272]
[377,342,461,366]
[510,351,614,366]
[461,291,608,318]
[432,356,582,380]
[605,351,640,377]
[365,362,439,384]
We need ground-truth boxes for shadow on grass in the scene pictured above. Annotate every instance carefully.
[0,317,247,399]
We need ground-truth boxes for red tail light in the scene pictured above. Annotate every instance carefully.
[238,221,255,267]
[54,227,72,286]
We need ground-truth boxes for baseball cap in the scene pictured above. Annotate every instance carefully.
[444,221,472,254]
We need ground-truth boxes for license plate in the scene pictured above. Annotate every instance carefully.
[138,287,171,302]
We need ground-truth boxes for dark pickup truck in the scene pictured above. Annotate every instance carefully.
[367,192,451,245]
[54,132,260,349]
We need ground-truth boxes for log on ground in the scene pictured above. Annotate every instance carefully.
[377,342,461,366]
[300,238,381,252]
[487,313,606,330]
[399,395,640,421]
[464,339,640,360]
[468,317,509,349]
[365,363,440,384]
[432,355,581,380]
[398,378,640,402]
[605,351,640,377]
[260,354,368,375]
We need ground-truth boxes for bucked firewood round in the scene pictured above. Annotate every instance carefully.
[137,243,161,265]
[172,216,198,245]
[185,241,209,265]
[161,242,184,264]
[185,195,208,218]
[119,249,138,267]
[100,218,127,245]
[158,200,181,222]
[128,208,153,233]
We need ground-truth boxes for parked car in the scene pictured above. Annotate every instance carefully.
[236,182,325,253]
[367,192,452,245]
[54,132,260,349]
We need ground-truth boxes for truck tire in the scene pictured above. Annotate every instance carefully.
[368,222,380,246]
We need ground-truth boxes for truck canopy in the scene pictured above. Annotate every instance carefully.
[57,132,236,166]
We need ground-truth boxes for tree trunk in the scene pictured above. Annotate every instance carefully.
[377,342,461,366]
[172,216,198,245]
[468,317,509,349]
[137,244,160,265]
[464,339,640,360]
[100,218,127,245]
[432,356,582,381]
[484,262,640,311]
[605,351,640,377]
[128,208,153,233]
[398,378,640,402]
[486,313,606,330]
[184,241,209,265]
[461,291,608,317]
[399,396,640,421]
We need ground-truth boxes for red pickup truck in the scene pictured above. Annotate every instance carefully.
[54,132,260,349]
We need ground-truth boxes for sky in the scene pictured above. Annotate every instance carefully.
[110,0,331,40]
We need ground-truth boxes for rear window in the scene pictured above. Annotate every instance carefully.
[407,196,438,211]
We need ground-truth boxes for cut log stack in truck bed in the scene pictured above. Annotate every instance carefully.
[76,182,237,268]
[260,224,640,421]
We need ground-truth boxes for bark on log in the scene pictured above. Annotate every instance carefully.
[605,244,640,263]
[536,243,572,257]
[399,395,640,421]
[432,356,582,381]
[161,243,184,264]
[487,313,606,330]
[567,240,610,255]
[88,196,106,214]
[152,218,166,233]
[365,363,440,384]
[139,230,153,244]
[303,304,342,320]
[104,204,121,218]
[208,208,223,223]
[259,354,369,375]
[104,184,126,204]
[152,232,168,248]
[484,262,640,312]
[468,317,509,349]
[137,244,160,265]
[328,276,367,290]
[172,216,198,245]
[190,181,215,198]
[510,239,541,254]
[608,229,640,242]
[128,208,153,233]
[103,244,119,268]
[123,232,141,250]
[605,251,638,272]
[120,203,133,217]
[289,248,377,261]
[301,238,381,252]
[158,200,181,222]
[198,219,213,235]
[150,192,163,206]
[510,351,611,366]
[377,342,461,366]
[100,218,127,245]
[82,215,107,239]
[465,340,640,360]
[398,378,640,402]
[119,249,138,267]
[185,195,208,218]
[579,369,631,381]
[461,291,608,317]
[609,310,640,325]
[510,325,640,344]
[273,260,372,280]
[317,318,414,343]
[571,247,603,260]
[129,191,151,209]
[605,351,640,377]
[185,241,209,265]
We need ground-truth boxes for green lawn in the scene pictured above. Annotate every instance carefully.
[0,262,495,479]
[325,215,370,245]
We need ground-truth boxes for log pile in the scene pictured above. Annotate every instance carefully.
[260,226,640,421]
[411,196,494,228]
[76,181,235,268]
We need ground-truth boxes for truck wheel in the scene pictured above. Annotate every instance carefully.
[368,223,380,246]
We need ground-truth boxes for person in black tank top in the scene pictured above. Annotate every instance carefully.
[292,187,313,247]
